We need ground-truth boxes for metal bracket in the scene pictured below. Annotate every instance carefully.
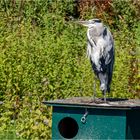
[81,108,88,124]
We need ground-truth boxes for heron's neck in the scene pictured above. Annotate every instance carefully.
[87,29,96,47]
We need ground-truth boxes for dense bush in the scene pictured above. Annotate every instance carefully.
[0,0,139,139]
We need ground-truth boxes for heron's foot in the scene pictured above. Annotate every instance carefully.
[91,98,106,104]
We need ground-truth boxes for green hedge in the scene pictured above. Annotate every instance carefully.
[0,0,139,139]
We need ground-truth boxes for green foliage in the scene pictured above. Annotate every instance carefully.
[111,0,137,29]
[0,0,139,139]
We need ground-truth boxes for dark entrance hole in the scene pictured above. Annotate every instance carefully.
[58,117,79,139]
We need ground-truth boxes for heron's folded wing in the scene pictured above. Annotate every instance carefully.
[103,28,114,65]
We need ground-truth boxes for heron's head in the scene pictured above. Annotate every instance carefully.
[76,19,102,28]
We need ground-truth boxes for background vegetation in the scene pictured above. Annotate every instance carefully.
[0,0,139,139]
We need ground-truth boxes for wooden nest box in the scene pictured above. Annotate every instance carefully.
[43,97,140,139]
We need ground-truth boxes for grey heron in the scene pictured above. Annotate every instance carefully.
[77,19,114,102]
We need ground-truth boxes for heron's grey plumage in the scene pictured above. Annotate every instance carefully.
[77,19,114,101]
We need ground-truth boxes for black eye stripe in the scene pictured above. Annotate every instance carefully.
[91,19,101,23]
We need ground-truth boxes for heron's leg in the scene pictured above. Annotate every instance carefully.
[103,91,106,103]
[93,76,97,101]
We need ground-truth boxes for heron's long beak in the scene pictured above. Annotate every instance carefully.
[75,20,90,27]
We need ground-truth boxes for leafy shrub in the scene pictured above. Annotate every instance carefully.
[0,0,139,139]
